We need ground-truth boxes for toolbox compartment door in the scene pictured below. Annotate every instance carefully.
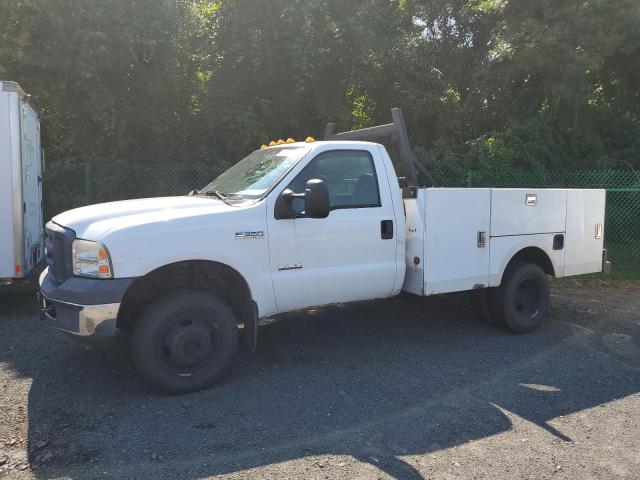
[491,189,567,237]
[564,189,606,276]
[424,188,491,295]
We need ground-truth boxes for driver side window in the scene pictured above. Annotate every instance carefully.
[287,150,381,214]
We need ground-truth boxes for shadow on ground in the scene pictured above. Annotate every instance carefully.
[0,284,639,479]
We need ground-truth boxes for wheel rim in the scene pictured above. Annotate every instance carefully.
[160,317,219,376]
[513,277,541,320]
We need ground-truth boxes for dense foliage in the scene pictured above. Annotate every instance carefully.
[1,0,639,175]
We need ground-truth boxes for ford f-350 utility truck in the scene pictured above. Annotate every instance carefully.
[39,109,607,393]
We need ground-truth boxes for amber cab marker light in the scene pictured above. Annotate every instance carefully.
[276,139,286,145]
[260,144,268,149]
[286,138,295,143]
[268,140,277,146]
[305,136,316,143]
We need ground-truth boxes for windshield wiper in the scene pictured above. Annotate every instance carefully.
[204,190,228,200]
[202,190,241,205]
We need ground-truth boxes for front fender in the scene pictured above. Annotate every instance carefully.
[100,207,277,317]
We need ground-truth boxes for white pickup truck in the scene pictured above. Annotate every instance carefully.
[39,109,608,393]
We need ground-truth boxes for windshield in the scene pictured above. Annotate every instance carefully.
[199,146,310,200]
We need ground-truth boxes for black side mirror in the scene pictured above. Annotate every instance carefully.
[304,179,330,218]
[274,178,330,220]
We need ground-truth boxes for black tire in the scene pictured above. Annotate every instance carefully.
[131,290,239,393]
[494,262,550,334]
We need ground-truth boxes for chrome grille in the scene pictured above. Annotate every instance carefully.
[44,222,75,285]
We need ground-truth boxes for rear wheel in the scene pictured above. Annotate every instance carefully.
[131,290,238,393]
[493,262,550,333]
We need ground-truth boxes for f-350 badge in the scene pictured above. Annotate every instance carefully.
[235,231,264,240]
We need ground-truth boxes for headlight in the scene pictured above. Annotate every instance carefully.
[72,239,113,278]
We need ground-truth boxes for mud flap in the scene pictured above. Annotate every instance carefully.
[242,300,259,352]
[473,287,496,325]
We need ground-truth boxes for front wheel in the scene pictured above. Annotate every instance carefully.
[131,290,239,393]
[493,262,550,334]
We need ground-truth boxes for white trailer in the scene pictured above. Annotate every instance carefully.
[0,81,45,279]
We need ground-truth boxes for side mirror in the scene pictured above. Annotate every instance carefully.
[274,178,330,220]
[304,179,330,219]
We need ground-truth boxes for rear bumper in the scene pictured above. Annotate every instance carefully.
[38,268,133,339]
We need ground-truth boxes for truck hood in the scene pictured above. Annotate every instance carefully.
[52,196,239,240]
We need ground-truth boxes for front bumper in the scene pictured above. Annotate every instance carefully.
[38,268,133,339]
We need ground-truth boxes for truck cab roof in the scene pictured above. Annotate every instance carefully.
[261,140,382,150]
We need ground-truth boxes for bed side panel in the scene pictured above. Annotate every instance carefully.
[401,189,426,295]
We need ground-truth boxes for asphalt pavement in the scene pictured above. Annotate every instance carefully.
[0,279,639,479]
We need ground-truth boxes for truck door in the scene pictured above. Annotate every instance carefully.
[424,188,491,294]
[20,101,43,273]
[266,147,400,313]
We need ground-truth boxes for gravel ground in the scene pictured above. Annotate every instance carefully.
[0,279,639,480]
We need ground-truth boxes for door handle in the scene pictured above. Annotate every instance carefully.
[477,231,486,248]
[381,220,394,239]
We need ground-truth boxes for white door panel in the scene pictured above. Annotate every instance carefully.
[424,188,491,294]
[267,147,398,313]
[0,94,15,278]
[491,189,567,236]
[269,211,397,311]
[564,189,605,276]
[20,102,43,272]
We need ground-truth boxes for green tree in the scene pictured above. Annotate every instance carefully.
[1,0,638,193]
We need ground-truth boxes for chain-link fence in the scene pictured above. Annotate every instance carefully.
[43,162,225,220]
[43,163,640,275]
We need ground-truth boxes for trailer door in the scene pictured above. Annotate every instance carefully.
[20,101,43,273]
[424,188,491,294]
